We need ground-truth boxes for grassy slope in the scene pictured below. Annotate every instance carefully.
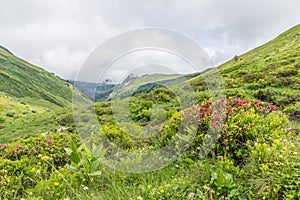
[0,47,73,107]
[189,24,300,115]
[0,46,77,142]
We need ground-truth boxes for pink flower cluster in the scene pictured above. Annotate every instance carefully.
[267,105,276,110]
[16,144,21,150]
[0,144,7,147]
[44,138,52,143]
[175,98,278,129]
[231,98,249,106]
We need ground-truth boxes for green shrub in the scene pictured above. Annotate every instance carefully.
[6,111,16,117]
[0,133,80,199]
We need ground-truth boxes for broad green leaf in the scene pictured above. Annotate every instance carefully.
[70,152,80,164]
[88,171,102,176]
[64,148,73,155]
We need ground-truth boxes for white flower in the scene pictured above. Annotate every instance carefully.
[83,186,89,191]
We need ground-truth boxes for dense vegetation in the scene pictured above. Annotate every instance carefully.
[0,24,299,199]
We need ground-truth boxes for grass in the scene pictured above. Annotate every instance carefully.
[0,47,73,108]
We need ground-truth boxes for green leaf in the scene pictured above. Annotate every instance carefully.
[88,171,102,176]
[78,159,85,167]
[184,158,194,164]
[77,144,85,153]
[68,166,79,173]
[70,152,80,164]
[64,148,73,155]
[90,159,100,172]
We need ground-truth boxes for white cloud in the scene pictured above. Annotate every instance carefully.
[0,0,299,80]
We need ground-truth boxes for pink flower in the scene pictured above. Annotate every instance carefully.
[0,144,7,147]
[211,123,217,128]
[227,107,232,112]
[213,116,221,121]
[45,139,52,143]
[191,106,196,111]
[184,111,190,115]
[267,105,276,110]
[207,102,212,105]
[35,141,40,145]
[16,144,21,150]
[199,107,206,111]
[197,114,204,119]
[218,101,225,107]
[203,103,208,107]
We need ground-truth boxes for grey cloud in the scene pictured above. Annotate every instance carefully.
[0,0,299,80]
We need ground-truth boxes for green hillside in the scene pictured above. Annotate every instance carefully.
[190,24,300,120]
[0,46,73,107]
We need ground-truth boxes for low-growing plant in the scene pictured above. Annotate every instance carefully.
[65,141,104,184]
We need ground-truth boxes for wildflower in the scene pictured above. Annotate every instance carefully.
[12,189,15,193]
[54,182,59,187]
[35,141,39,145]
[267,105,276,110]
[213,116,221,121]
[197,114,204,119]
[42,155,50,160]
[207,101,212,105]
[0,144,7,147]
[273,140,280,145]
[173,117,177,121]
[83,186,88,190]
[203,103,208,107]
[45,138,52,143]
[211,123,217,128]
[187,193,195,198]
[218,101,225,107]
[191,106,196,111]
[16,144,21,150]
[227,107,232,112]
[199,107,206,111]
[184,111,190,115]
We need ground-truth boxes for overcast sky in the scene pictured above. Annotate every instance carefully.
[0,0,299,81]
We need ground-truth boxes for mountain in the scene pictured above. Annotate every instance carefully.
[73,72,205,102]
[0,46,73,108]
[70,80,115,101]
[189,24,300,119]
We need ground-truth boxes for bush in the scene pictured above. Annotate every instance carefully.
[6,111,16,117]
[0,133,80,199]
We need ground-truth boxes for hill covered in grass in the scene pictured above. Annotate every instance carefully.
[189,24,300,120]
[0,46,73,107]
